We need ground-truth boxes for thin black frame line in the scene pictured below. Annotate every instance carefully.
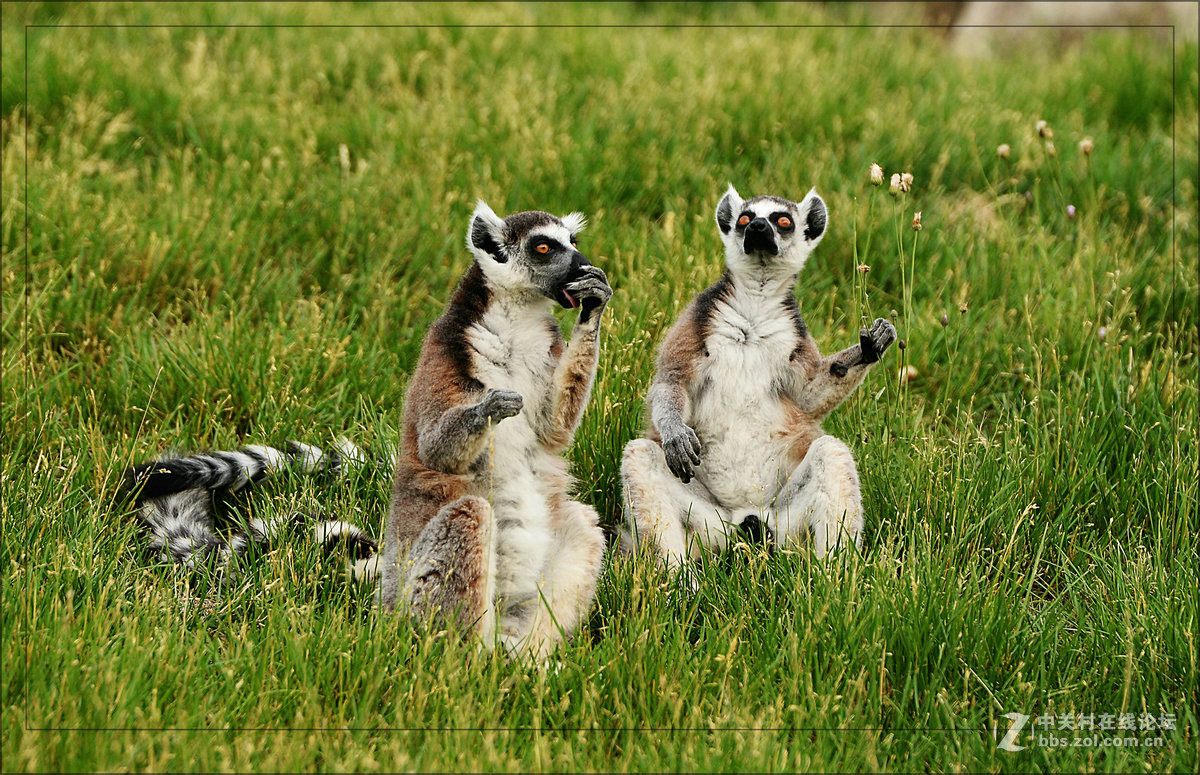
[22,23,1182,30]
[24,725,986,733]
[17,18,1186,738]
[1170,25,1178,431]
[21,21,31,737]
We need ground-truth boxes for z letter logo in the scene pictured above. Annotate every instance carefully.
[996,712,1030,752]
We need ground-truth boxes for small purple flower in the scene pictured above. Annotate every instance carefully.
[1067,205,1077,219]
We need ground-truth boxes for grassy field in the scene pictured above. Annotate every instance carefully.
[3,1,1197,772]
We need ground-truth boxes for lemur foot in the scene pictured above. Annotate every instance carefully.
[859,318,897,365]
[737,514,776,552]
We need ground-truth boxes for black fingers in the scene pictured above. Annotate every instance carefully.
[848,318,896,369]
[663,426,702,483]
[871,318,897,353]
[568,266,613,324]
[478,389,524,422]
[858,327,880,365]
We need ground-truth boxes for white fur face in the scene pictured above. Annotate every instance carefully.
[714,185,827,277]
[466,201,590,306]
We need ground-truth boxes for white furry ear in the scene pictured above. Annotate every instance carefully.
[467,200,508,263]
[560,211,587,234]
[798,188,827,244]
[716,184,743,235]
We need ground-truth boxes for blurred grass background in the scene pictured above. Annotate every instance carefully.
[2,2,1197,772]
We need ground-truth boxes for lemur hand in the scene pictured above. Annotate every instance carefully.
[566,265,612,323]
[476,389,524,424]
[662,424,702,483]
[859,318,897,365]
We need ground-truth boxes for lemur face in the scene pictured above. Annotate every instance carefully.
[467,202,592,307]
[715,185,827,274]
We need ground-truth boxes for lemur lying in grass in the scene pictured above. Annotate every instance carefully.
[621,185,895,584]
[121,437,381,582]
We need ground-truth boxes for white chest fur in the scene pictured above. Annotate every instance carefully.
[690,285,799,508]
[466,300,558,469]
[464,298,560,608]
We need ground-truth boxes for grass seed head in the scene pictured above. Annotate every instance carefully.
[900,172,914,192]
[1036,119,1053,139]
[997,143,1012,159]
[1079,137,1094,155]
[911,211,922,231]
[889,173,902,195]
[869,163,884,186]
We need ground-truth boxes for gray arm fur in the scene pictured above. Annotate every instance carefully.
[540,267,611,449]
[418,390,523,474]
[794,318,896,420]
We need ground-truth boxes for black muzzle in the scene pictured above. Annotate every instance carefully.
[743,218,777,255]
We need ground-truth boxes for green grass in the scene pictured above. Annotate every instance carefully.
[3,2,1197,772]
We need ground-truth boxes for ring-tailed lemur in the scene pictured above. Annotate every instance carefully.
[376,201,610,661]
[621,185,896,581]
[122,437,381,581]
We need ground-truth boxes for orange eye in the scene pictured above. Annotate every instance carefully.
[777,216,792,228]
[737,214,751,226]
[536,243,550,254]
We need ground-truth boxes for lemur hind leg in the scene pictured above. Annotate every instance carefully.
[403,495,497,637]
[520,499,606,661]
[767,435,863,559]
[621,438,742,569]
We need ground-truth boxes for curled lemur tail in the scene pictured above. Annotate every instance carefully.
[122,437,381,583]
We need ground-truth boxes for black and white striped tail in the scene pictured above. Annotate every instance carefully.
[121,438,370,503]
[124,437,381,583]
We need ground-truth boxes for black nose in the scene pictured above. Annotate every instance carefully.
[747,217,770,233]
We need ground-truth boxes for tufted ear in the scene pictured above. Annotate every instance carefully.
[560,211,587,235]
[715,184,743,235]
[798,188,827,244]
[467,200,508,263]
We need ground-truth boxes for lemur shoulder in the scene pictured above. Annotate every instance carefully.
[622,185,895,579]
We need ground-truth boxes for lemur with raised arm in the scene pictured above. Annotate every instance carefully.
[376,202,610,660]
[621,185,895,580]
